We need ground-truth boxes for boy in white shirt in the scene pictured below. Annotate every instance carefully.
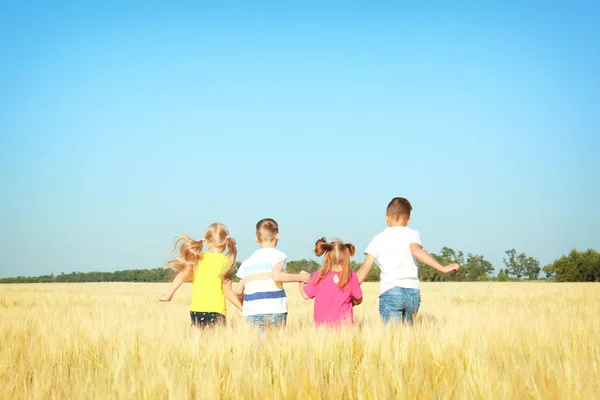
[357,197,459,324]
[235,218,310,332]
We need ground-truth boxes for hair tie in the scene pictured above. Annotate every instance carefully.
[225,236,230,240]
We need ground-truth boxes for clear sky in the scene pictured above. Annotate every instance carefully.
[1,1,599,278]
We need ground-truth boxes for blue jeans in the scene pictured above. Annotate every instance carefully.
[379,287,421,324]
[246,313,287,333]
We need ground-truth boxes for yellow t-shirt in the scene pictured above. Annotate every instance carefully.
[190,252,228,315]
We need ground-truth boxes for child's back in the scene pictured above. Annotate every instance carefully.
[357,198,459,324]
[191,252,229,316]
[300,238,363,327]
[237,247,288,316]
[365,225,421,293]
[235,218,310,332]
[158,223,243,331]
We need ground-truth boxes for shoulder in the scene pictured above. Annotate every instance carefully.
[405,227,420,235]
[264,247,287,261]
[405,227,421,240]
[372,230,386,239]
[369,230,388,243]
[241,249,261,263]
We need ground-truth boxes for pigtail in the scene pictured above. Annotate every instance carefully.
[344,243,356,257]
[164,235,204,281]
[338,242,355,288]
[220,236,238,280]
[314,237,333,284]
[314,237,332,257]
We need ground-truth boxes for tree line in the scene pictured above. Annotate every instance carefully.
[1,248,598,284]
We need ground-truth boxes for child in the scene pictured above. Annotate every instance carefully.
[299,238,363,328]
[234,218,310,332]
[158,222,242,330]
[357,197,459,324]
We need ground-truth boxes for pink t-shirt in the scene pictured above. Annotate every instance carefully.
[303,270,363,327]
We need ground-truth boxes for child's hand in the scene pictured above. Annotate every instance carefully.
[443,264,460,273]
[299,270,311,283]
[158,293,173,302]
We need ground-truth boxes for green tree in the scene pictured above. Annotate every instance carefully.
[520,254,541,280]
[418,247,465,282]
[497,268,507,281]
[350,261,380,282]
[543,249,600,282]
[503,249,540,280]
[463,254,494,281]
[503,249,521,279]
[287,259,320,274]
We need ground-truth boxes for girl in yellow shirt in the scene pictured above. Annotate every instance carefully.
[159,222,242,330]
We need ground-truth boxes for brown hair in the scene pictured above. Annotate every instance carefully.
[164,222,237,281]
[314,237,356,288]
[256,218,279,243]
[387,197,412,220]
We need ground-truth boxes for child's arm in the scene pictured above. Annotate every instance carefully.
[272,262,310,283]
[350,272,363,306]
[222,279,243,312]
[158,266,193,301]
[410,243,460,273]
[234,279,245,304]
[356,255,376,284]
[299,272,317,300]
[298,282,311,300]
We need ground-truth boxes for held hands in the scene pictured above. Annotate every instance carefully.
[299,270,311,283]
[158,293,173,302]
[443,263,460,274]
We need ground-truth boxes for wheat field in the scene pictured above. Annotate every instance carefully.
[0,282,598,399]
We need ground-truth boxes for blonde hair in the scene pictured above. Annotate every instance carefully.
[314,237,356,288]
[164,222,237,281]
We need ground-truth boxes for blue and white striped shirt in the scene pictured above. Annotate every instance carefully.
[236,247,288,316]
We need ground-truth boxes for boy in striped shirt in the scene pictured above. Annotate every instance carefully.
[235,218,310,331]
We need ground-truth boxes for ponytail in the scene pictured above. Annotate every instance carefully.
[220,236,238,280]
[164,235,204,281]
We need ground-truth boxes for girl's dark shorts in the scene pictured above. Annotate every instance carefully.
[190,311,226,328]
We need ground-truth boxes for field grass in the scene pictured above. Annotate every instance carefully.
[1,282,598,399]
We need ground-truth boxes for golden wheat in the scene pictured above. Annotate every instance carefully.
[0,282,598,399]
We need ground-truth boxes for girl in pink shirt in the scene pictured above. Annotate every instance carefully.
[299,238,363,327]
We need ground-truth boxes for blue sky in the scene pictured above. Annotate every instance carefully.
[1,1,598,278]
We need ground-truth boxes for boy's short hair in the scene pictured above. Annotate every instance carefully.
[256,218,279,242]
[386,197,412,220]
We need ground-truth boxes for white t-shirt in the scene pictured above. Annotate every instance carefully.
[364,226,422,294]
[236,247,288,316]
